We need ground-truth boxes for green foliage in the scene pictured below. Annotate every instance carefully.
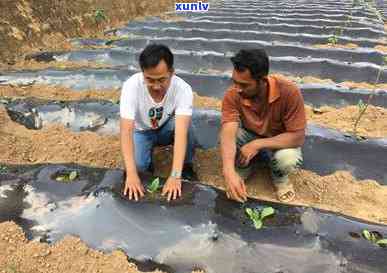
[0,165,8,174]
[327,34,338,45]
[352,52,386,137]
[55,170,78,183]
[245,207,275,230]
[95,8,107,23]
[192,68,208,74]
[362,230,378,242]
[357,99,366,113]
[376,239,387,247]
[362,229,386,247]
[147,177,161,193]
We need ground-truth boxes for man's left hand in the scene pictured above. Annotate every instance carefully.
[239,141,260,167]
[162,177,182,201]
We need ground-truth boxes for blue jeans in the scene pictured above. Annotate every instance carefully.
[133,116,195,172]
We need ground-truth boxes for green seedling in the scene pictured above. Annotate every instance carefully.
[352,55,386,137]
[357,99,366,113]
[362,229,387,247]
[192,68,200,74]
[376,239,387,247]
[147,177,161,193]
[95,8,107,23]
[0,165,8,174]
[245,207,275,230]
[327,34,338,45]
[55,170,78,183]
[192,68,208,74]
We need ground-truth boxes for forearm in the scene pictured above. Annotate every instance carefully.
[120,121,137,174]
[220,124,238,174]
[172,135,186,174]
[171,116,190,174]
[252,131,305,150]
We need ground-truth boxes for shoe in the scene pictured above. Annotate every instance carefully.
[182,163,197,181]
[274,180,295,203]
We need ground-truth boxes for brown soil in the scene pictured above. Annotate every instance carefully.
[287,76,387,91]
[0,84,120,102]
[340,81,387,90]
[2,58,387,90]
[293,76,335,85]
[1,106,387,225]
[0,221,162,273]
[0,84,215,107]
[375,45,387,53]
[0,0,181,65]
[1,84,387,138]
[313,43,359,49]
[193,149,387,224]
[313,43,387,53]
[0,59,114,71]
[0,2,384,269]
[305,105,387,138]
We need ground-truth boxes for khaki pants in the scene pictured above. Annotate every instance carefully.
[235,127,303,185]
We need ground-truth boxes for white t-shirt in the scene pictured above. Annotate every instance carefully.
[120,72,193,130]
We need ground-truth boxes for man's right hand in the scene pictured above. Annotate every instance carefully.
[223,170,247,203]
[123,172,144,201]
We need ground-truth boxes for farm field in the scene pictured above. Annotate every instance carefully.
[1,0,387,272]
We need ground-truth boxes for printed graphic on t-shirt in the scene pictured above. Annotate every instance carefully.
[148,106,164,129]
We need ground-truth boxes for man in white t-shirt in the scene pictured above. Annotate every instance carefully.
[120,44,196,202]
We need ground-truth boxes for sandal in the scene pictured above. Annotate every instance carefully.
[275,181,295,203]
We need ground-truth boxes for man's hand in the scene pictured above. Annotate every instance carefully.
[162,177,182,202]
[224,170,247,202]
[239,140,260,167]
[123,172,144,201]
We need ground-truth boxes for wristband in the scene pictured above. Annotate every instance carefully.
[170,170,182,179]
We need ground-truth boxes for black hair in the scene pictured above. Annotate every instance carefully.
[139,44,174,70]
[230,49,269,80]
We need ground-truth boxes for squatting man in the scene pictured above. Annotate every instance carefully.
[120,45,306,203]
[120,44,196,202]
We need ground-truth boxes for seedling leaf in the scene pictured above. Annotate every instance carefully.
[253,219,263,229]
[56,176,65,182]
[376,239,387,247]
[245,208,256,218]
[245,207,274,230]
[362,229,380,242]
[69,171,78,181]
[147,177,161,193]
[0,165,8,174]
[327,34,338,45]
[95,8,107,23]
[357,99,366,111]
[260,207,275,220]
[246,208,260,221]
[362,230,371,241]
